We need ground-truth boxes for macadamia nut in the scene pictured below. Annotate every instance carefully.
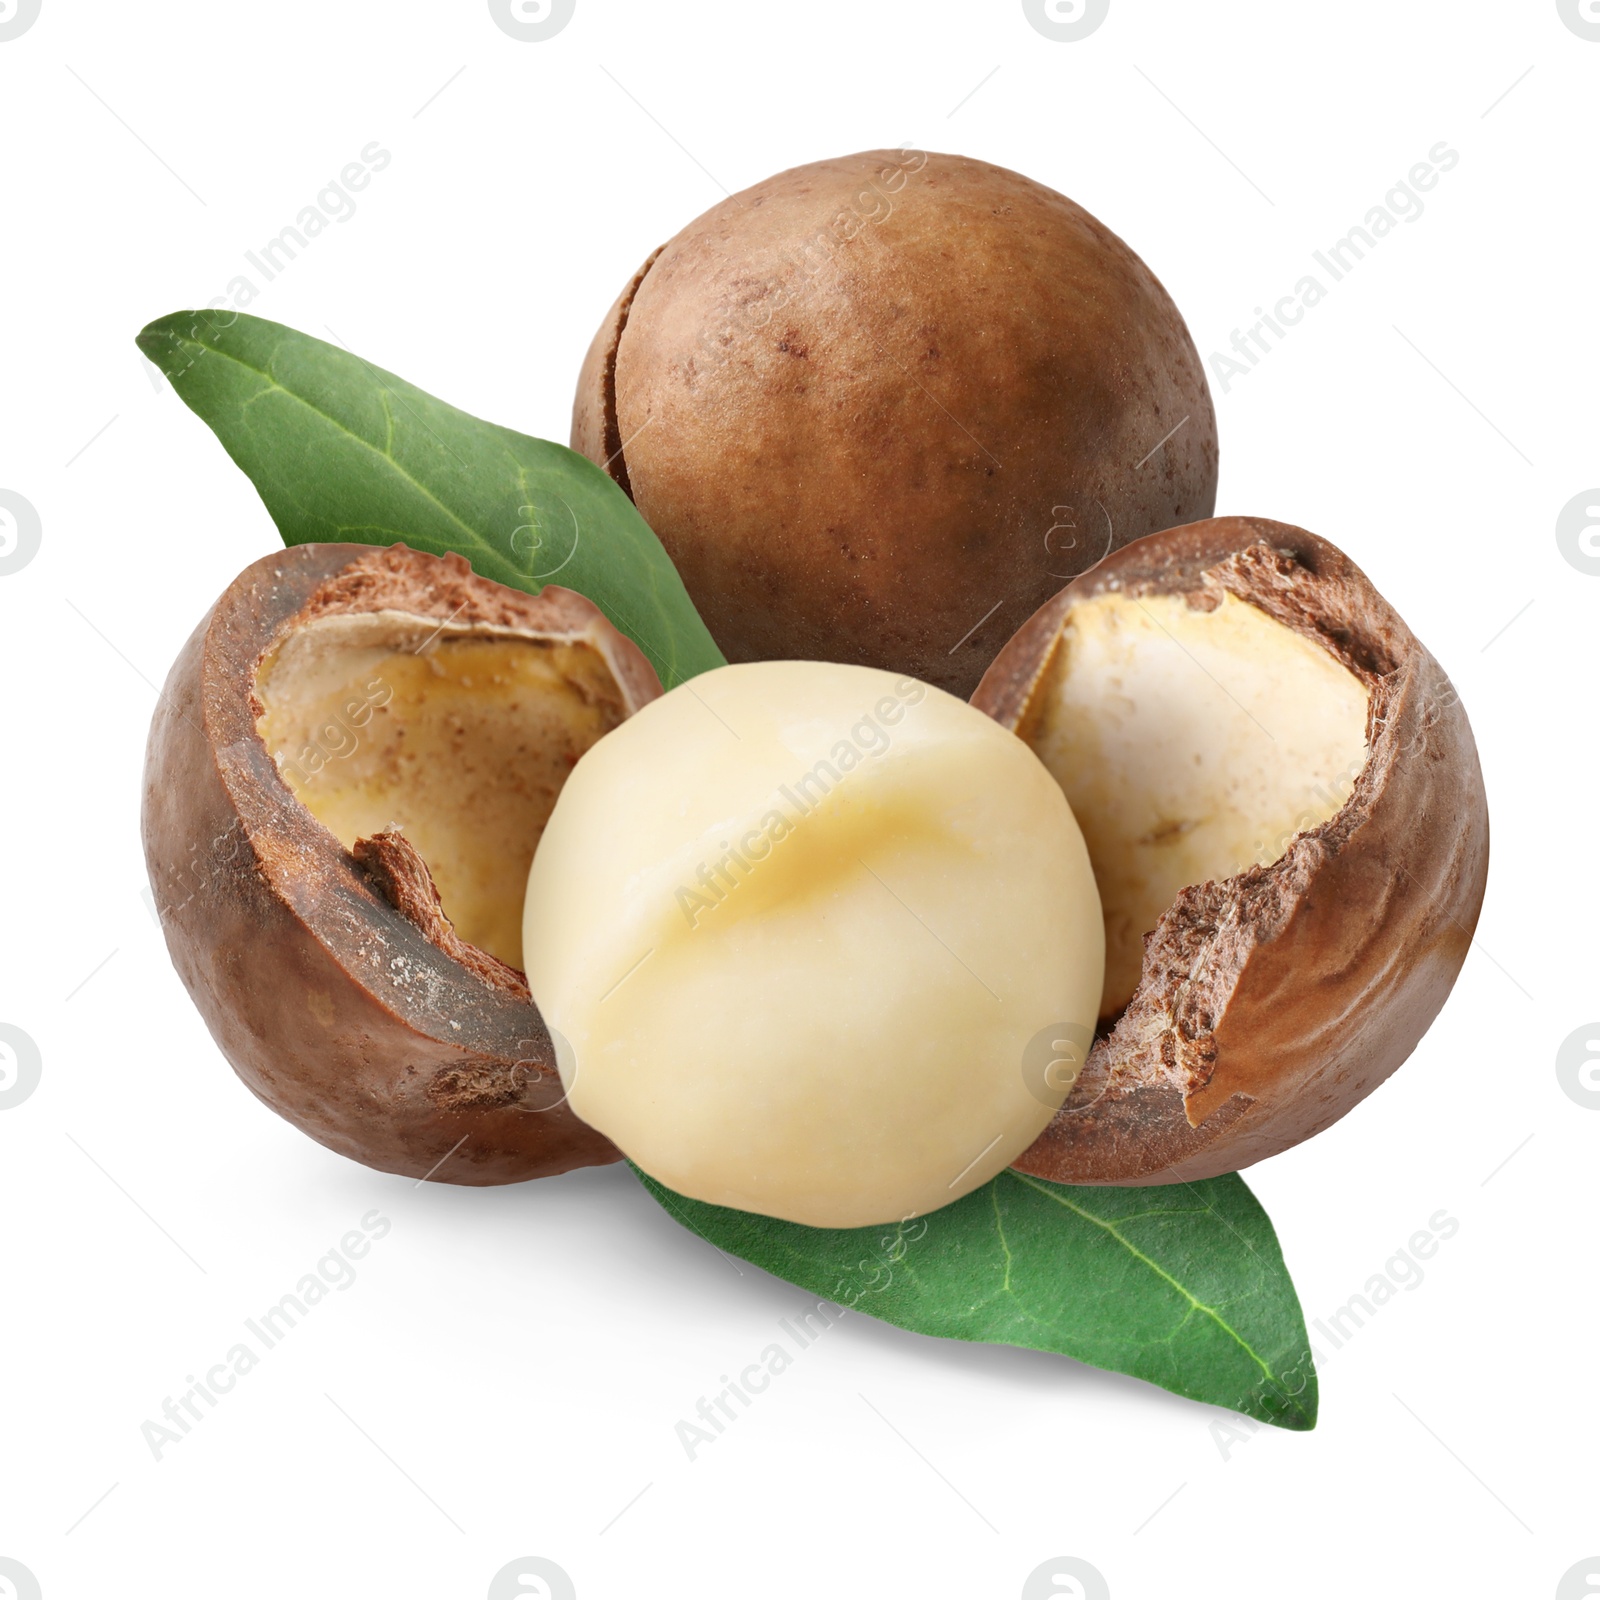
[572,150,1219,698]
[145,545,652,1187]
[1022,591,1371,1017]
[522,661,1104,1227]
[978,519,1488,1187]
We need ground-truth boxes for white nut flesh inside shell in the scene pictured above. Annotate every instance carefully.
[1019,591,1371,1018]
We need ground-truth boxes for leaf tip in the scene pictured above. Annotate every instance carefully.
[1257,1367,1319,1432]
[136,307,249,366]
[135,310,197,371]
[134,320,169,361]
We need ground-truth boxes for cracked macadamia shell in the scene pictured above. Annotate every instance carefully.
[572,149,1218,699]
[143,542,661,1184]
[522,661,1105,1228]
[976,517,1490,1186]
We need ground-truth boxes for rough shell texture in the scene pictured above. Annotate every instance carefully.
[976,517,1490,1185]
[572,148,1218,698]
[142,542,660,1184]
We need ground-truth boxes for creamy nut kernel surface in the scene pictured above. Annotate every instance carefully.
[523,661,1104,1227]
[1022,592,1370,1017]
[257,610,628,970]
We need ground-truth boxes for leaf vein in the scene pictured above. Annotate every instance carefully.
[161,331,505,567]
[1007,1172,1279,1386]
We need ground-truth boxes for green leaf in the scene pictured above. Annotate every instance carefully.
[135,310,726,689]
[637,1165,1317,1429]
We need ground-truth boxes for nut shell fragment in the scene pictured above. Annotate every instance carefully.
[143,542,660,1184]
[976,517,1491,1185]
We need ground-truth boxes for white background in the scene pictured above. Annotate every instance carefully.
[1,2,1595,1596]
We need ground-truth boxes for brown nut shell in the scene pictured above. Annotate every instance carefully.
[976,517,1490,1184]
[572,149,1218,698]
[142,542,661,1184]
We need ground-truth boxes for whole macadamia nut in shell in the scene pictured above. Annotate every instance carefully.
[572,149,1218,698]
